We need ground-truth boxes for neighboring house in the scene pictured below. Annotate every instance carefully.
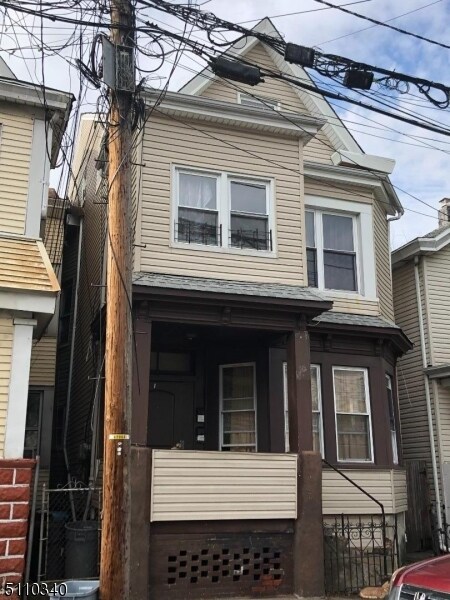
[392,199,450,551]
[55,19,411,598]
[0,58,72,583]
[27,189,65,497]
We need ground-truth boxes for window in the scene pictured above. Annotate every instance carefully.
[174,168,273,253]
[230,180,270,250]
[59,279,74,344]
[282,363,323,455]
[176,171,219,246]
[306,211,317,287]
[238,93,281,111]
[386,375,399,465]
[220,363,257,452]
[24,390,42,459]
[333,367,373,462]
[306,209,358,292]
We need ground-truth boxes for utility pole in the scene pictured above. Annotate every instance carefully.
[100,0,135,598]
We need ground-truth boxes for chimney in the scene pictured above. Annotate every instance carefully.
[439,197,450,227]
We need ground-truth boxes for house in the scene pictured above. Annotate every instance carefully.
[53,19,412,598]
[0,58,72,583]
[392,199,450,552]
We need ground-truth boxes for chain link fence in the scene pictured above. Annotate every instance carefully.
[37,485,101,582]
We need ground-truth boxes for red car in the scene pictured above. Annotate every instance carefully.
[388,554,450,600]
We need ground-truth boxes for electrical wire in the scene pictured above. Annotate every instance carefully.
[313,0,450,50]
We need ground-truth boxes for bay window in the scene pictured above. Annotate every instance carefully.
[220,363,257,452]
[386,374,399,465]
[174,167,273,253]
[333,367,373,462]
[306,209,358,292]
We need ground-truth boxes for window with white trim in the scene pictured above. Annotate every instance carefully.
[306,209,358,292]
[282,362,323,455]
[386,374,399,465]
[333,367,373,462]
[237,93,281,111]
[220,363,257,452]
[174,168,273,252]
[176,171,219,246]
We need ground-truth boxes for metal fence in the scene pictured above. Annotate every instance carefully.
[323,514,399,595]
[37,485,101,582]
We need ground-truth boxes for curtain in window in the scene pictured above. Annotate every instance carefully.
[179,173,216,209]
[178,173,218,244]
[334,369,372,461]
[222,365,256,452]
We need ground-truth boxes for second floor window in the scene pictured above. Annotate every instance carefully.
[174,168,273,253]
[177,172,219,246]
[306,209,358,292]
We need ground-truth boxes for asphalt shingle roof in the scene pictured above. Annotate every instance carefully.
[133,272,328,303]
[313,312,399,329]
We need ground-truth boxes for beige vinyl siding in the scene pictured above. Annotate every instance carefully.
[437,385,450,463]
[0,313,13,456]
[305,178,374,204]
[329,297,380,316]
[322,468,407,514]
[424,244,450,365]
[373,199,394,320]
[0,105,34,234]
[392,469,408,512]
[29,337,57,387]
[200,42,335,165]
[151,450,297,521]
[139,114,307,284]
[393,261,433,471]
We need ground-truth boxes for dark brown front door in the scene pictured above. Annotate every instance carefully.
[148,380,195,449]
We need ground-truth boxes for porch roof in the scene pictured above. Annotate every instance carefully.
[133,272,328,303]
[133,272,332,329]
[312,311,413,354]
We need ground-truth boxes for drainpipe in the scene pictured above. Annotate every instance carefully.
[414,255,442,530]
[63,215,84,520]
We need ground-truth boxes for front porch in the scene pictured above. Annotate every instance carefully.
[128,273,410,599]
[130,274,331,599]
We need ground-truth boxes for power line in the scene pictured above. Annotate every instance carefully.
[313,0,449,50]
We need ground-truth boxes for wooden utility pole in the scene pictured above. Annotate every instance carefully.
[100,1,135,599]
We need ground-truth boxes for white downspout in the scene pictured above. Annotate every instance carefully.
[414,255,442,529]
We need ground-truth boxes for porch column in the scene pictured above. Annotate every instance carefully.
[131,305,152,599]
[287,326,325,597]
[131,304,151,445]
[287,326,313,452]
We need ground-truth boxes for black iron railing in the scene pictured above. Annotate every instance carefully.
[175,221,222,246]
[322,459,398,594]
[229,228,272,251]
[323,513,399,594]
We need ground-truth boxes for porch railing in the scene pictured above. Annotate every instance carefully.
[322,459,397,594]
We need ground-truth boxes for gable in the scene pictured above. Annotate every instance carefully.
[194,40,347,165]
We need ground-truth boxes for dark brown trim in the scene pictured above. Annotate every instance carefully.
[150,519,294,534]
[134,284,332,314]
[311,320,412,356]
[131,308,152,445]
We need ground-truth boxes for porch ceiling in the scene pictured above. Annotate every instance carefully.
[133,272,332,330]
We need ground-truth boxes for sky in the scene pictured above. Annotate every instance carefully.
[2,0,450,249]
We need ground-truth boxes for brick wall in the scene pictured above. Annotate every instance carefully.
[0,459,35,595]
